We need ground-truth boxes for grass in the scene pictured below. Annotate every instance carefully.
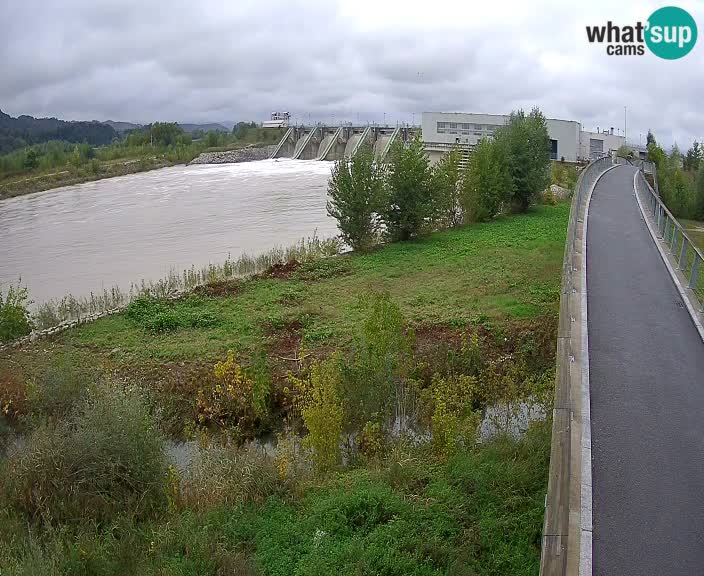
[17,203,568,364]
[0,203,569,574]
[680,218,704,253]
[0,422,550,576]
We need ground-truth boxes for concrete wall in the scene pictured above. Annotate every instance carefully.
[421,112,581,162]
[579,130,626,160]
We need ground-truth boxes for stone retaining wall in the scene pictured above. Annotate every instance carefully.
[188,145,275,165]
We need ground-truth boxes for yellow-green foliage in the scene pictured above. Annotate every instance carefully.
[358,421,385,461]
[430,373,480,457]
[550,162,578,191]
[290,354,344,472]
[197,350,265,429]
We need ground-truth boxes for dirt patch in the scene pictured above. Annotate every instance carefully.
[192,279,244,297]
[261,260,301,280]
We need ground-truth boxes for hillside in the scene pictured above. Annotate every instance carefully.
[179,122,229,133]
[0,109,117,155]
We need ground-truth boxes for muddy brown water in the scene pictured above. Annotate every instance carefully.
[0,160,337,306]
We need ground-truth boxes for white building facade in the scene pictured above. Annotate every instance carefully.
[421,112,624,164]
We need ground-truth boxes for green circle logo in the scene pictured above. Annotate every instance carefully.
[645,6,698,59]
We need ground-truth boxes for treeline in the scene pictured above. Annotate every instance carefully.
[0,121,285,179]
[646,131,704,221]
[327,108,552,251]
[0,109,116,155]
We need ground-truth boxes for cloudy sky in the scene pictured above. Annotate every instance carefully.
[1,0,702,148]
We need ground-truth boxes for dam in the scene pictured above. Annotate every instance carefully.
[270,124,420,162]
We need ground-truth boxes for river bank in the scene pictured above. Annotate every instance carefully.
[0,202,568,574]
[0,144,277,200]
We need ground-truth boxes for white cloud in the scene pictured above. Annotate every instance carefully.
[0,0,702,147]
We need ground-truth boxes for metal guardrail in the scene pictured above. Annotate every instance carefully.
[635,171,704,310]
[541,152,613,576]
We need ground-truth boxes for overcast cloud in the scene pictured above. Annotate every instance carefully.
[1,0,702,148]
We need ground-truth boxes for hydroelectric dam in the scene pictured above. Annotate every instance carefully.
[269,125,420,162]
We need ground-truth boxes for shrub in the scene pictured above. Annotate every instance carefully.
[289,354,344,472]
[2,383,168,524]
[27,354,96,422]
[342,291,413,430]
[197,350,269,430]
[430,149,463,227]
[462,138,511,222]
[382,135,433,241]
[326,144,385,251]
[429,373,480,457]
[0,282,34,343]
[125,296,218,333]
[180,445,280,511]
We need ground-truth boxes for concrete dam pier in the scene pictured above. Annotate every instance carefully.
[270,125,419,162]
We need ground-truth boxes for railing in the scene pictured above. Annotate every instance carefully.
[269,127,293,159]
[541,152,614,576]
[635,171,704,309]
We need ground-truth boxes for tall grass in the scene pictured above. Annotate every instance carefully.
[31,234,341,330]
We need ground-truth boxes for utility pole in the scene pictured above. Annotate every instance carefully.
[624,106,627,143]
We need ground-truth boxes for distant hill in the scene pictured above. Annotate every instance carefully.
[179,123,229,133]
[0,110,117,155]
[104,120,142,132]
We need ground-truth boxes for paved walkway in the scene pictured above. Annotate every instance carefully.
[587,165,704,576]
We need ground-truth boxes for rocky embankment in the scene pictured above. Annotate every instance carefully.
[189,145,276,165]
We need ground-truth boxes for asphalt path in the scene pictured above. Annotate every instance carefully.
[587,165,704,576]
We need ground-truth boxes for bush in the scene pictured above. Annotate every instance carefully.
[197,350,270,430]
[180,445,280,511]
[27,354,96,422]
[342,291,413,430]
[0,283,34,343]
[2,383,168,524]
[462,138,511,222]
[289,354,344,472]
[326,145,385,251]
[125,296,218,333]
[382,135,433,241]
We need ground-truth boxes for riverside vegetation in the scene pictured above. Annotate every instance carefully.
[0,107,567,574]
[0,121,284,198]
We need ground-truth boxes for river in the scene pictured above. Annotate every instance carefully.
[0,160,337,305]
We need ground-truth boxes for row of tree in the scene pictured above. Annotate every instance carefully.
[327,108,552,251]
[646,132,704,221]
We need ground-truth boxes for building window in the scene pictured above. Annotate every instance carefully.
[589,138,604,157]
[550,139,558,160]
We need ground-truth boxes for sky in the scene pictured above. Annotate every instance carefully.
[1,0,702,148]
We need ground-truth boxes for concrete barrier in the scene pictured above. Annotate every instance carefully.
[540,155,615,576]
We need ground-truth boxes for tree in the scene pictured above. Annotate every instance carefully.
[23,148,39,170]
[646,130,656,147]
[493,108,551,212]
[382,135,433,241]
[684,142,702,172]
[430,149,463,227]
[695,164,704,220]
[326,145,385,251]
[461,138,511,222]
